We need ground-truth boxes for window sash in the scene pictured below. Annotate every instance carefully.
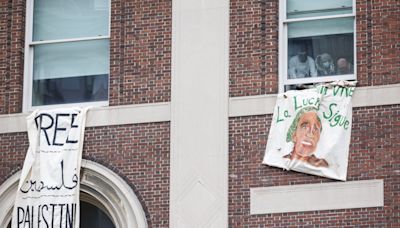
[32,39,109,80]
[282,20,356,87]
[23,0,111,111]
[279,0,356,92]
[287,17,354,38]
[283,74,355,85]
[33,0,110,41]
[30,35,109,45]
[286,0,352,19]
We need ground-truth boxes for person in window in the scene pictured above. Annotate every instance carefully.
[288,47,317,79]
[316,53,335,76]
[284,107,329,168]
[336,58,354,74]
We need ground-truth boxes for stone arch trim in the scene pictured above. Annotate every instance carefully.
[0,159,148,228]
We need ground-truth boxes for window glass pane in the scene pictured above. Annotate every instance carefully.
[288,17,353,38]
[32,39,109,106]
[80,201,115,228]
[287,19,354,79]
[32,74,108,106]
[33,39,109,80]
[33,0,109,41]
[287,0,352,19]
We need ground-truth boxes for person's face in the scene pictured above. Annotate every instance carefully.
[337,59,350,74]
[298,51,307,62]
[322,60,331,69]
[337,62,348,73]
[293,112,321,157]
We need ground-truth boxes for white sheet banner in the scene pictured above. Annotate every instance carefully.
[12,107,89,228]
[263,82,355,180]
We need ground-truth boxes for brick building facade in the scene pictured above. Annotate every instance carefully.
[0,0,399,227]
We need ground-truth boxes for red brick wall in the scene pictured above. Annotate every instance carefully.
[0,122,170,228]
[0,0,25,114]
[0,132,28,182]
[109,0,171,106]
[229,104,400,227]
[229,0,279,97]
[368,0,400,86]
[0,1,8,114]
[356,0,400,87]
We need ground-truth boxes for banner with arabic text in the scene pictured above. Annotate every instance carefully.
[12,107,89,228]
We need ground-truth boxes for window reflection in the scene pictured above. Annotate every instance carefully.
[287,0,352,19]
[32,74,108,106]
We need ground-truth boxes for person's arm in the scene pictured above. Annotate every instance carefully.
[308,57,317,77]
[288,56,297,79]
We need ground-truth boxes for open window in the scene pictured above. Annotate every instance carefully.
[279,0,356,92]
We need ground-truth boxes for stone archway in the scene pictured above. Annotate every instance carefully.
[0,159,148,228]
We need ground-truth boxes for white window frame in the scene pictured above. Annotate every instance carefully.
[278,0,357,93]
[23,0,112,112]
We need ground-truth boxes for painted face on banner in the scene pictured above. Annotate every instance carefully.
[292,111,321,157]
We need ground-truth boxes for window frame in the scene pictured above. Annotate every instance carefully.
[23,0,111,112]
[278,0,357,93]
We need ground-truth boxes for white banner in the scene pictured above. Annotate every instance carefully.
[263,82,355,180]
[12,107,89,228]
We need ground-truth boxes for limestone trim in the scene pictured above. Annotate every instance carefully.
[250,179,384,214]
[1,84,399,134]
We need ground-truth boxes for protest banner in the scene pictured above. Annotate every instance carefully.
[12,107,89,228]
[263,81,355,180]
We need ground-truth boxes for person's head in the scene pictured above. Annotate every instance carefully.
[319,53,333,69]
[337,58,350,74]
[297,46,308,63]
[287,107,322,157]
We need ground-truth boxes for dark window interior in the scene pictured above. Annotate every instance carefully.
[32,74,108,106]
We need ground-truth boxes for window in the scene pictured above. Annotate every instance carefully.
[279,0,356,91]
[23,0,110,110]
[80,199,116,228]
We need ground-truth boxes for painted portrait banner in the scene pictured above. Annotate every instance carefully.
[12,107,89,228]
[263,81,356,180]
